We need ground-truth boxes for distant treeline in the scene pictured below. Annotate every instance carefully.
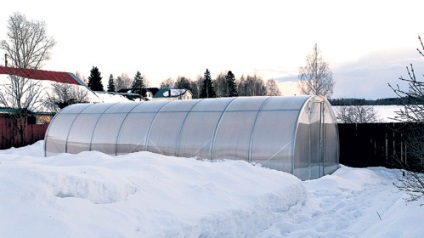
[329,97,422,106]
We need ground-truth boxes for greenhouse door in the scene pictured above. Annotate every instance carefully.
[310,101,325,179]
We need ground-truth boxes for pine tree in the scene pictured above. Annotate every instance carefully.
[225,71,238,97]
[131,70,144,95]
[107,74,115,92]
[87,66,104,91]
[200,69,216,98]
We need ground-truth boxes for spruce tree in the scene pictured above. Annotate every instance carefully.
[225,70,238,97]
[107,74,115,92]
[200,69,216,98]
[131,70,144,95]
[87,66,104,91]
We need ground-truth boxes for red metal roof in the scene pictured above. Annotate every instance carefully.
[0,66,80,85]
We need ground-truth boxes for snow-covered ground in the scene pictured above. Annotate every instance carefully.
[0,141,422,238]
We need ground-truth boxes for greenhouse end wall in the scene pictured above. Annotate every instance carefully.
[45,96,339,180]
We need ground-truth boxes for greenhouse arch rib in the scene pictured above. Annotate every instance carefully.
[113,103,141,155]
[248,96,272,162]
[210,97,238,160]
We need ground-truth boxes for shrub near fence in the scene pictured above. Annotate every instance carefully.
[0,115,48,149]
[338,123,413,168]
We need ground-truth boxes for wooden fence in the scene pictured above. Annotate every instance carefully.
[338,123,417,168]
[0,115,48,149]
[0,115,420,169]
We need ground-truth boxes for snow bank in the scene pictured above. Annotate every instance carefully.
[0,142,305,238]
[0,142,422,238]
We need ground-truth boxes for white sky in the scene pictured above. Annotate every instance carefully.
[1,0,423,98]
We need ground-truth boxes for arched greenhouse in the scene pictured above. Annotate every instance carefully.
[44,96,339,180]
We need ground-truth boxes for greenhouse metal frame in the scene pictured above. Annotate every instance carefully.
[44,96,339,180]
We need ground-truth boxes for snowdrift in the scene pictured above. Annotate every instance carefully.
[0,141,422,238]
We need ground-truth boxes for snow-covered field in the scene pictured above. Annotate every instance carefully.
[0,141,422,238]
[333,105,403,123]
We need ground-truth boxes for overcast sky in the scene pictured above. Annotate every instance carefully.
[1,0,423,99]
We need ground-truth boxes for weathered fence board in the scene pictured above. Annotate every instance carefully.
[0,115,48,149]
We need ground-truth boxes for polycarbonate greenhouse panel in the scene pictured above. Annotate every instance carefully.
[116,112,156,154]
[91,113,127,155]
[44,96,340,180]
[177,112,221,158]
[261,96,308,111]
[131,100,169,113]
[66,114,100,154]
[212,97,269,160]
[147,111,187,155]
[192,97,236,111]
[161,99,199,112]
[324,101,340,175]
[44,113,78,156]
[225,96,269,111]
[146,100,201,155]
[104,102,140,113]
[213,111,257,160]
[250,111,298,172]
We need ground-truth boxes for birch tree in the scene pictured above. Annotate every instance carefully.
[0,12,55,146]
[1,12,56,69]
[266,79,281,96]
[298,44,334,98]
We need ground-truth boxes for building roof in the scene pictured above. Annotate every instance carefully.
[0,66,81,85]
[153,88,189,98]
[115,87,160,100]
[0,107,34,114]
[145,87,160,96]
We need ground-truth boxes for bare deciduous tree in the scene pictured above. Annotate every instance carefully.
[213,72,227,97]
[44,83,89,113]
[336,105,379,123]
[266,79,281,96]
[190,76,202,99]
[298,43,334,98]
[115,73,133,91]
[0,69,43,145]
[0,12,55,146]
[160,78,175,89]
[1,12,56,69]
[237,74,266,96]
[388,36,424,203]
[75,71,87,85]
